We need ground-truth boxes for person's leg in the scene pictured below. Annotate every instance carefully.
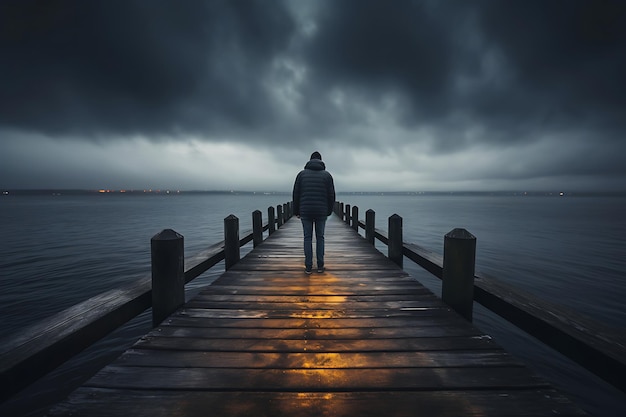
[301,217,313,272]
[314,217,327,270]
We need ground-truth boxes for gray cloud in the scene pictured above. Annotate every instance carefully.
[298,0,626,148]
[472,0,626,130]
[0,0,295,137]
[1,0,625,190]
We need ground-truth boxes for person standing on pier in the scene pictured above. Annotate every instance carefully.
[292,151,336,274]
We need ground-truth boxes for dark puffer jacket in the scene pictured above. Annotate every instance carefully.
[292,159,335,218]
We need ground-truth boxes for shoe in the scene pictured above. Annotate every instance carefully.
[305,267,312,275]
[317,266,325,273]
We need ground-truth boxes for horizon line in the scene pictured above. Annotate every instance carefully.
[3,189,626,197]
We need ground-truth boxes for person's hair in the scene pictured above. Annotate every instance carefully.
[310,151,322,160]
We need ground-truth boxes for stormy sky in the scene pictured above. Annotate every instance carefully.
[1,0,625,192]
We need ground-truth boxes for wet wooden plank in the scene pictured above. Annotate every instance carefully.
[133,336,500,353]
[48,388,587,417]
[188,290,441,301]
[113,349,522,368]
[162,314,465,329]
[193,285,428,296]
[183,300,444,311]
[162,314,462,328]
[84,366,548,391]
[130,324,483,340]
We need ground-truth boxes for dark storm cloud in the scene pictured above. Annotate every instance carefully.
[1,0,626,179]
[472,0,626,130]
[302,0,626,147]
[0,0,294,136]
[304,1,455,112]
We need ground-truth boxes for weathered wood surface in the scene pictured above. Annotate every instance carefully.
[48,216,586,416]
[0,276,153,403]
[402,241,626,392]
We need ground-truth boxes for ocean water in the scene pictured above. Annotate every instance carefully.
[1,192,625,416]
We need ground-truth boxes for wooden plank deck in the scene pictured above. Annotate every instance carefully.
[47,215,586,416]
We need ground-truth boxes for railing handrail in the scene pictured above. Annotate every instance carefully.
[339,201,626,393]
[0,203,291,403]
[5,198,624,401]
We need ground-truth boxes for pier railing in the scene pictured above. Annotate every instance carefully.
[334,201,626,394]
[3,199,624,403]
[0,202,293,403]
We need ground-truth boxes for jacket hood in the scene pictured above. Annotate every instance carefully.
[304,159,326,171]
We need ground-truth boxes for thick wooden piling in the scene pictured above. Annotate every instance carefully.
[388,214,403,267]
[268,206,276,235]
[365,209,375,245]
[351,205,359,231]
[151,229,184,327]
[252,210,263,248]
[224,215,240,270]
[277,205,284,228]
[442,228,476,321]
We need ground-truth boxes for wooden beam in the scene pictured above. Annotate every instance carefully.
[0,277,152,403]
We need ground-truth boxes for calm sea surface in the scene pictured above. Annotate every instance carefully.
[1,193,625,416]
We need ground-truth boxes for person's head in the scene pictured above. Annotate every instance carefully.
[310,151,322,160]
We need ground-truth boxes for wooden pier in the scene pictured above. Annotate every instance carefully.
[47,215,586,416]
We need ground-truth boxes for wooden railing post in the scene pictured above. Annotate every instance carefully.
[268,206,276,235]
[340,202,345,220]
[151,229,185,327]
[277,205,284,228]
[365,209,375,245]
[388,214,403,267]
[351,205,359,231]
[252,210,263,248]
[442,228,476,321]
[345,204,351,224]
[283,203,288,222]
[224,215,240,270]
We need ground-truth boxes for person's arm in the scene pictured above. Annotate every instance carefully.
[293,172,302,217]
[326,175,335,216]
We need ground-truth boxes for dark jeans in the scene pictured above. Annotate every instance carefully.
[300,216,327,269]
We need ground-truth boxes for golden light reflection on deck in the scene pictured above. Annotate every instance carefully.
[288,270,349,318]
[255,268,485,415]
[293,353,363,368]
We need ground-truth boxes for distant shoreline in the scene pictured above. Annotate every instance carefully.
[3,189,626,197]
